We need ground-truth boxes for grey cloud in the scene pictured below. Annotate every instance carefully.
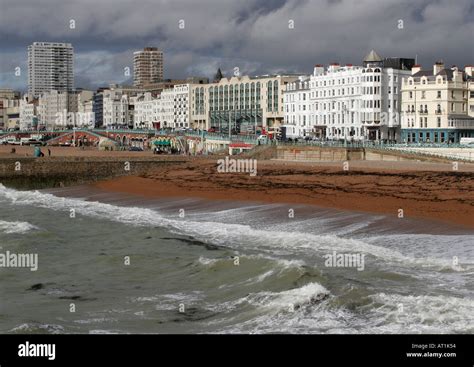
[0,0,472,92]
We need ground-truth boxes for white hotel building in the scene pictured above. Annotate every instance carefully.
[400,62,474,143]
[133,84,192,129]
[284,51,413,142]
[19,96,36,130]
[103,89,131,128]
[161,84,191,129]
[283,76,311,138]
[133,92,161,129]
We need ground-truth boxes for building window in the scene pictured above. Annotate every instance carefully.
[437,117,441,127]
[437,91,441,98]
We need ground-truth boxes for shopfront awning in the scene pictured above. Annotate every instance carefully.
[153,140,171,146]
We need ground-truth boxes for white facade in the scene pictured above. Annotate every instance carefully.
[308,61,409,142]
[133,92,162,129]
[400,62,473,143]
[28,42,74,98]
[38,90,74,129]
[467,66,474,117]
[77,100,95,127]
[160,84,191,129]
[103,89,130,128]
[283,76,311,138]
[19,96,36,130]
[76,90,94,127]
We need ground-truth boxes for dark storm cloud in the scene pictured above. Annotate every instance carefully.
[0,0,473,92]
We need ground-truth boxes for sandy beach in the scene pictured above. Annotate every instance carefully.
[94,158,474,229]
[2,145,473,227]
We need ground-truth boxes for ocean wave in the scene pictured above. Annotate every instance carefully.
[243,282,330,311]
[9,323,65,334]
[217,289,474,334]
[0,184,468,272]
[366,293,474,333]
[0,220,39,234]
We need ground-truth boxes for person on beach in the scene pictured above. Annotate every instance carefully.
[48,148,51,156]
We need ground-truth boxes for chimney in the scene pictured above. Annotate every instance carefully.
[313,64,325,76]
[452,66,462,82]
[433,60,445,75]
[411,64,422,75]
[328,62,340,72]
[465,65,474,77]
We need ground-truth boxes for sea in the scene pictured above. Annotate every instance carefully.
[0,183,473,334]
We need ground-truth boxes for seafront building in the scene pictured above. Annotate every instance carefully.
[400,62,474,143]
[103,89,131,129]
[133,92,161,129]
[5,102,20,130]
[76,91,95,127]
[468,67,474,117]
[197,74,299,134]
[160,84,192,129]
[283,76,311,138]
[19,96,37,130]
[38,91,70,129]
[190,84,207,130]
[0,89,21,130]
[134,83,201,130]
[37,90,93,129]
[133,47,164,87]
[3,41,473,145]
[301,51,414,142]
[28,42,74,98]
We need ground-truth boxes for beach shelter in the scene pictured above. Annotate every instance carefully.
[98,137,119,151]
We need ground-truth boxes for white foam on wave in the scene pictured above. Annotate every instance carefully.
[217,287,474,334]
[198,256,220,266]
[9,323,64,334]
[244,282,330,311]
[0,184,465,271]
[0,220,39,234]
[367,292,474,333]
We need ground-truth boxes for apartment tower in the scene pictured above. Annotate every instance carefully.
[133,47,164,87]
[28,42,74,98]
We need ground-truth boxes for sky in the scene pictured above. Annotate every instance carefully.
[0,0,473,92]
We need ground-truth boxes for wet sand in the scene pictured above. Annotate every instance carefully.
[94,159,474,229]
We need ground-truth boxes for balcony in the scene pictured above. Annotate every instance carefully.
[435,110,442,115]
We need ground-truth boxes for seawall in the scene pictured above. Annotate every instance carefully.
[0,157,186,190]
[275,145,456,163]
